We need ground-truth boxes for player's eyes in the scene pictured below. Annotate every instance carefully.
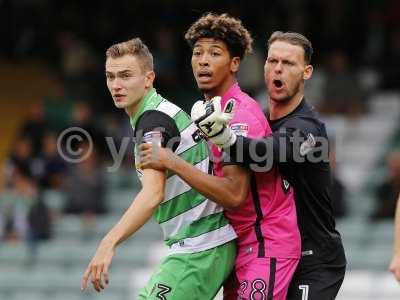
[193,51,201,56]
[120,73,132,79]
[211,52,221,57]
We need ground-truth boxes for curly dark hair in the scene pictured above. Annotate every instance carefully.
[185,13,253,60]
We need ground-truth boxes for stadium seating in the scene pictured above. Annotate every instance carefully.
[1,91,400,299]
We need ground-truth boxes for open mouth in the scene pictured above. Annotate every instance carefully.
[273,79,283,88]
[197,70,212,79]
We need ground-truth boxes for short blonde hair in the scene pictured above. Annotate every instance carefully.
[106,38,153,72]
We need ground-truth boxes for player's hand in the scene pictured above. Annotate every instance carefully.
[81,240,115,292]
[139,143,174,171]
[389,254,400,282]
[191,96,236,148]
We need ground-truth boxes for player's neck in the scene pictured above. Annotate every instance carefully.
[204,77,236,100]
[125,102,140,118]
[269,92,304,121]
[125,86,153,118]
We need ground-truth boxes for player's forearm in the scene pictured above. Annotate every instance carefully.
[228,135,279,170]
[102,188,163,247]
[167,156,245,209]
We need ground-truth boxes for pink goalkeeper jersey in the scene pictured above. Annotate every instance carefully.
[212,83,301,260]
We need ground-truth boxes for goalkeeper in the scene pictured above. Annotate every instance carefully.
[140,13,301,300]
[189,31,347,300]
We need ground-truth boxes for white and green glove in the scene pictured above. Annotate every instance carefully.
[190,96,237,148]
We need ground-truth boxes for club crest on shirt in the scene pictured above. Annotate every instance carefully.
[282,179,290,193]
[230,123,249,137]
[300,133,316,156]
[143,131,162,146]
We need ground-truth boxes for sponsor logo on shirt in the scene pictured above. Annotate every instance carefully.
[143,131,162,146]
[230,123,249,137]
[245,246,253,254]
[300,133,316,156]
[192,129,203,143]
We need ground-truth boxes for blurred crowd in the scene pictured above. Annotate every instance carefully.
[1,0,400,251]
[2,0,400,112]
[0,100,131,256]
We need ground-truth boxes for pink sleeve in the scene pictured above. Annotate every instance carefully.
[231,103,271,138]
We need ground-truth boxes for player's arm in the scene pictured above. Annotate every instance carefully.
[81,110,174,293]
[229,118,323,171]
[100,168,165,246]
[193,97,320,170]
[389,194,400,281]
[81,168,165,292]
[140,143,250,209]
[168,155,250,210]
[228,132,291,169]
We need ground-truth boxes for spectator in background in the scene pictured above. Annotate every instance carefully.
[43,79,74,132]
[0,167,37,243]
[36,132,66,189]
[57,31,98,99]
[69,101,107,159]
[63,142,107,220]
[28,190,51,243]
[19,101,46,156]
[321,49,365,117]
[0,166,51,262]
[5,138,36,181]
[389,193,400,282]
[371,151,400,220]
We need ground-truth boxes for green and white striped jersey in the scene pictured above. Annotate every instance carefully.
[130,88,236,254]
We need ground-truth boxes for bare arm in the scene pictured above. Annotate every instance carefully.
[81,168,165,292]
[102,168,165,246]
[389,194,400,281]
[169,156,250,209]
[139,143,250,210]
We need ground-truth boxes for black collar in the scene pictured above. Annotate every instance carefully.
[268,98,307,124]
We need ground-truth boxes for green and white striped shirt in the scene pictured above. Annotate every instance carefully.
[131,88,236,254]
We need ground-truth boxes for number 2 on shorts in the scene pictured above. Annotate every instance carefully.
[156,283,171,300]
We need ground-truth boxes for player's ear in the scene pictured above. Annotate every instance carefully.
[230,57,240,73]
[145,70,155,88]
[303,64,313,81]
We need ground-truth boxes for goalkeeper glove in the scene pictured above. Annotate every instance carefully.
[190,96,237,148]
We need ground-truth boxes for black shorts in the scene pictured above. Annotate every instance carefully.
[286,254,346,300]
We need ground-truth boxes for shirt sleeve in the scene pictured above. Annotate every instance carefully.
[134,110,181,152]
[225,116,327,170]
